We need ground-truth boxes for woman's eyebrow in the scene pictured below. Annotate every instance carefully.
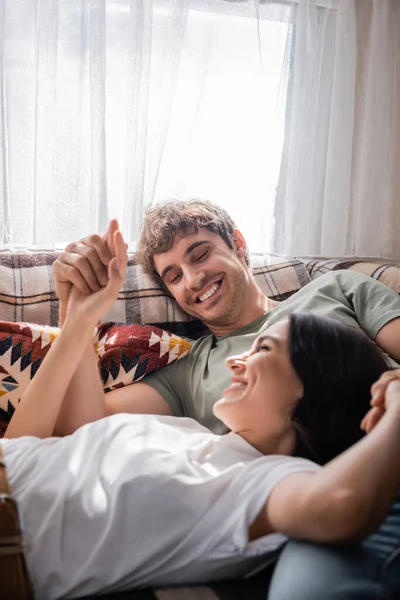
[256,334,281,347]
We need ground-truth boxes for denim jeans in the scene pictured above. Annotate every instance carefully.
[267,493,400,600]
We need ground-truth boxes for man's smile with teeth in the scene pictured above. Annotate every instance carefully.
[198,281,221,303]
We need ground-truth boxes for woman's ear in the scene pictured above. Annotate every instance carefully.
[232,229,247,259]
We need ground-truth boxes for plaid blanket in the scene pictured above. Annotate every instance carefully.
[304,257,400,290]
[0,252,311,337]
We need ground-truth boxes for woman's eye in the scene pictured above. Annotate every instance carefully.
[257,345,270,353]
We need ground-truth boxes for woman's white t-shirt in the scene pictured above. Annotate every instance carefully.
[2,414,320,599]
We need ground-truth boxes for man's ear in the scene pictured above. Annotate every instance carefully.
[232,229,247,259]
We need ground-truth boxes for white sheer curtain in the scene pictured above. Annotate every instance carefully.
[0,0,191,248]
[0,0,290,251]
[2,0,398,258]
[152,1,291,252]
[273,0,400,259]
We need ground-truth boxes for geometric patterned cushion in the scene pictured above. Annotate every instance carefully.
[95,322,191,392]
[0,321,60,435]
[0,321,191,437]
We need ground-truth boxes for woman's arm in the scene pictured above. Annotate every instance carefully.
[5,228,127,439]
[53,339,106,436]
[4,316,94,438]
[254,380,400,544]
[53,221,118,436]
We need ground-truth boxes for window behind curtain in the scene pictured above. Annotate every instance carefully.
[1,0,292,252]
[152,3,292,253]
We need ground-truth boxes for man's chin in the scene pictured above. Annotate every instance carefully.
[184,300,224,323]
[187,306,231,326]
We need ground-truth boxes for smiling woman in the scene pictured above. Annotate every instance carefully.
[215,312,389,464]
[215,320,303,457]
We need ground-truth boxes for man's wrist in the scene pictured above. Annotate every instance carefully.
[58,299,68,327]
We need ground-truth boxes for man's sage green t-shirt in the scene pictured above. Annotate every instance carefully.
[144,270,400,433]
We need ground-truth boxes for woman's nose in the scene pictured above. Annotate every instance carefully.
[226,353,247,373]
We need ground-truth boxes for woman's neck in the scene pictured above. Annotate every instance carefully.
[239,427,296,456]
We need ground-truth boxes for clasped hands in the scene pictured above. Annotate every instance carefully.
[53,219,128,328]
[361,370,400,433]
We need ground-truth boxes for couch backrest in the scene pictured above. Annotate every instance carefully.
[0,251,311,337]
[2,250,400,338]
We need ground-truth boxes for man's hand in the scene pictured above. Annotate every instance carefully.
[53,220,122,321]
[65,228,127,327]
[361,369,400,433]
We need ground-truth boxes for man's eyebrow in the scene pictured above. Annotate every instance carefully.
[160,265,174,282]
[160,241,210,282]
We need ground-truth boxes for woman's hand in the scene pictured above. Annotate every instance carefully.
[53,219,124,324]
[64,227,127,329]
[361,369,400,433]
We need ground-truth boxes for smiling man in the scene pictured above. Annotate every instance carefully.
[53,198,400,600]
[153,228,262,334]
[139,201,276,336]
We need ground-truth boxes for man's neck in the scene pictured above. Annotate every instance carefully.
[207,294,279,337]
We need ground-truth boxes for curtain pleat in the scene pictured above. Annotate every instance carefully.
[273,0,400,260]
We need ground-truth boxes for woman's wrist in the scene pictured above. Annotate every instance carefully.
[386,400,400,420]
[62,311,96,339]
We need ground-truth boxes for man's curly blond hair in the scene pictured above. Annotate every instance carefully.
[137,199,250,282]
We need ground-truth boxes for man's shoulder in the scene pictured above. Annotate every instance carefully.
[330,268,386,292]
[157,331,216,369]
[294,269,370,293]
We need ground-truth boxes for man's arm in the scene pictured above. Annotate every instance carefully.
[105,383,172,416]
[375,316,400,362]
[54,341,172,436]
[255,381,400,544]
[340,271,400,361]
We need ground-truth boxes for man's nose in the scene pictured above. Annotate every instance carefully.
[183,267,206,290]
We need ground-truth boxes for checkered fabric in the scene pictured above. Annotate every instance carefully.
[0,251,311,337]
[304,258,400,292]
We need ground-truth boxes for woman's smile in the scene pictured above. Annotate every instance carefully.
[223,378,248,399]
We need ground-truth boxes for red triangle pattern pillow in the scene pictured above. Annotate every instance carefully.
[0,321,191,437]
